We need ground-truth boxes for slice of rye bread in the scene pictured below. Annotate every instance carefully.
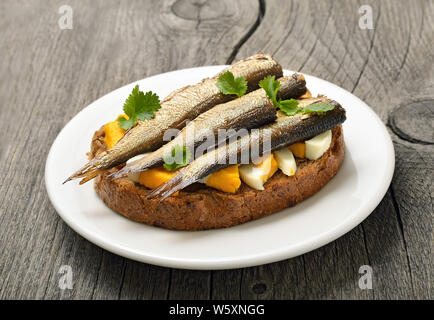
[91,125,345,231]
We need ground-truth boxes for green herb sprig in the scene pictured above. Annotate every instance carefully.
[163,145,191,171]
[216,71,247,97]
[118,85,161,130]
[259,76,334,116]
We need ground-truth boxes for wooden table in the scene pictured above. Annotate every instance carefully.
[1,0,432,299]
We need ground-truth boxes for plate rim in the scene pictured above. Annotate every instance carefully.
[45,66,395,270]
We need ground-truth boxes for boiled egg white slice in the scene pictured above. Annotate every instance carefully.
[125,153,149,182]
[274,148,297,176]
[239,164,267,190]
[238,154,278,190]
[305,130,332,160]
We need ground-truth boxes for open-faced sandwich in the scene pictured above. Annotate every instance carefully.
[66,53,346,230]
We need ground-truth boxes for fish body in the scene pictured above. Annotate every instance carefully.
[66,53,283,183]
[147,97,346,200]
[111,74,306,178]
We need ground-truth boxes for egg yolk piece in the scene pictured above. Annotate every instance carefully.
[205,165,241,193]
[103,115,128,149]
[239,154,278,190]
[254,154,278,180]
[288,142,306,158]
[139,166,177,190]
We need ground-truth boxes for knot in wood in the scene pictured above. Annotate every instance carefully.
[252,282,267,294]
[388,99,434,145]
[171,0,226,21]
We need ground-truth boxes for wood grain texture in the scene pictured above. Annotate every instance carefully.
[0,0,432,300]
[234,0,433,300]
[0,0,258,300]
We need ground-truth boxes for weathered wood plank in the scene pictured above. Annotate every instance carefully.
[388,143,433,299]
[237,227,375,300]
[231,0,433,299]
[0,0,432,300]
[119,262,171,300]
[211,269,243,300]
[168,269,212,300]
[0,0,259,299]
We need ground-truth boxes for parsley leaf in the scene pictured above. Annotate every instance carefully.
[118,117,135,130]
[259,76,335,116]
[260,76,299,115]
[302,103,335,114]
[259,75,280,107]
[117,85,161,130]
[278,99,299,116]
[216,71,248,97]
[163,145,191,171]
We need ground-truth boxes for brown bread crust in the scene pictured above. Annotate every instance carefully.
[92,126,345,230]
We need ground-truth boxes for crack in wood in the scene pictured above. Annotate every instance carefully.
[360,225,372,267]
[166,269,172,300]
[298,1,335,72]
[90,250,104,299]
[226,0,265,64]
[395,26,412,81]
[117,260,127,299]
[209,270,213,299]
[389,186,415,296]
[1,0,432,300]
[388,99,434,145]
[351,2,382,93]
[41,217,63,299]
[271,0,295,57]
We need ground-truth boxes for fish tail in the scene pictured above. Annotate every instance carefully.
[146,174,186,201]
[79,168,101,184]
[108,158,155,180]
[63,161,100,184]
[111,149,165,180]
[107,166,133,180]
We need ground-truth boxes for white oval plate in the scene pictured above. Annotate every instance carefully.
[45,66,394,270]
